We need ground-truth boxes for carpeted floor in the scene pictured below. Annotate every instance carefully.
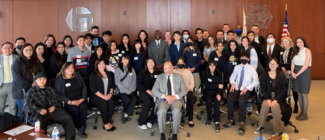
[8,81,324,140]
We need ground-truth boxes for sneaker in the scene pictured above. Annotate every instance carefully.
[138,104,142,108]
[222,121,235,129]
[238,123,245,134]
[246,106,253,112]
[215,123,220,133]
[205,120,211,126]
[253,126,265,134]
[135,105,139,109]
[138,125,148,130]
[272,132,282,137]
[147,122,153,129]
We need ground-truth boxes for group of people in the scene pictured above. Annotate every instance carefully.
[0,24,312,140]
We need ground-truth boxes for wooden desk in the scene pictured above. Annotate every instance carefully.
[0,124,51,140]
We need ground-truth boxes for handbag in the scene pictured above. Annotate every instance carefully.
[113,70,129,95]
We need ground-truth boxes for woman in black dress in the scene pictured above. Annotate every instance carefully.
[34,42,53,79]
[50,42,67,76]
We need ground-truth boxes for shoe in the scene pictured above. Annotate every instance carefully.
[238,123,245,134]
[147,122,153,129]
[172,136,177,140]
[205,120,211,126]
[138,125,148,130]
[215,123,220,133]
[103,126,115,132]
[296,113,308,121]
[138,104,142,108]
[222,121,235,129]
[272,132,282,137]
[296,113,302,119]
[135,105,139,109]
[197,103,202,107]
[77,126,87,138]
[160,134,165,140]
[253,126,265,134]
[246,106,253,112]
[293,104,298,113]
[189,123,194,128]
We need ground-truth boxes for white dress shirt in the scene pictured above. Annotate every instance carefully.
[267,43,275,55]
[155,39,161,46]
[161,74,181,99]
[229,64,259,91]
[85,44,92,52]
[3,54,13,83]
[254,36,260,43]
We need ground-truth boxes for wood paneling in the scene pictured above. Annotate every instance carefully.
[146,0,169,41]
[58,0,101,45]
[101,0,147,43]
[170,0,191,34]
[0,0,13,54]
[13,0,59,46]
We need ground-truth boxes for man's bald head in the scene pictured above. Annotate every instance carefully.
[154,30,162,40]
[163,61,173,76]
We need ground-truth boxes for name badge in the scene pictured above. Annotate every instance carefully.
[118,54,122,57]
[77,59,81,63]
[208,78,212,82]
[233,62,237,65]
[214,58,219,61]
[154,75,158,78]
[129,73,133,76]
[91,50,94,53]
[280,52,283,55]
[193,53,197,57]
[134,57,138,60]
[121,51,125,54]
[76,55,81,58]
[261,52,264,54]
[65,83,71,87]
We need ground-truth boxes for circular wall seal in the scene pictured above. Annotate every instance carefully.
[246,5,273,29]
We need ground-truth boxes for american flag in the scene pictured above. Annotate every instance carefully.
[282,4,290,38]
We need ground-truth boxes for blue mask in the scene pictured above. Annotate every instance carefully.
[235,29,242,35]
[183,35,189,40]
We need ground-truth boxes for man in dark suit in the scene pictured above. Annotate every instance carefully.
[261,33,282,70]
[170,31,186,66]
[91,26,104,47]
[251,25,266,46]
[216,30,228,44]
[0,42,19,115]
[148,30,170,70]
[152,61,187,140]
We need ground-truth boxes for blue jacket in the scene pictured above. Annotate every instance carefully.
[92,37,104,47]
[182,48,202,73]
[169,42,186,66]
[129,52,147,74]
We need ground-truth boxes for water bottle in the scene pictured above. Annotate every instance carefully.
[52,127,59,140]
[35,120,40,132]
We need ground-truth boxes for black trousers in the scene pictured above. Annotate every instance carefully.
[227,90,251,123]
[90,97,115,124]
[64,100,87,128]
[186,91,194,121]
[138,91,157,125]
[118,91,138,116]
[37,108,75,140]
[205,90,221,122]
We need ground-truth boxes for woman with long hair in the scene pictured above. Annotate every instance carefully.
[203,35,217,63]
[34,42,53,79]
[43,34,57,57]
[12,43,43,122]
[106,40,122,73]
[137,30,148,51]
[88,45,107,73]
[225,40,241,81]
[291,37,312,121]
[50,42,67,76]
[63,35,74,54]
[130,39,146,74]
[118,34,132,54]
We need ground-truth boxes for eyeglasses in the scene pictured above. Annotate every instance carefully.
[2,47,13,50]
[282,41,290,44]
[24,49,33,52]
[269,63,278,66]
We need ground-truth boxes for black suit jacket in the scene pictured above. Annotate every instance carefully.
[279,48,293,71]
[257,35,266,46]
[259,72,291,125]
[89,71,115,102]
[261,43,282,70]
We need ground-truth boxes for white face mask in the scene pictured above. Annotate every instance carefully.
[267,38,275,44]
[183,35,189,40]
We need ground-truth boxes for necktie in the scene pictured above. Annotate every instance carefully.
[157,41,160,52]
[4,56,10,82]
[237,67,245,90]
[268,46,272,58]
[167,76,172,95]
[93,38,98,46]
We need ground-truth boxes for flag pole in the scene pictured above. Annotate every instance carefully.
[285,3,287,10]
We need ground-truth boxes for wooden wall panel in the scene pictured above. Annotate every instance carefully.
[13,0,58,46]
[170,0,191,34]
[0,0,13,54]
[58,0,101,45]
[146,0,169,41]
[101,0,147,43]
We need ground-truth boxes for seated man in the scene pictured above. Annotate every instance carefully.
[222,52,259,134]
[152,61,187,140]
[22,72,75,140]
